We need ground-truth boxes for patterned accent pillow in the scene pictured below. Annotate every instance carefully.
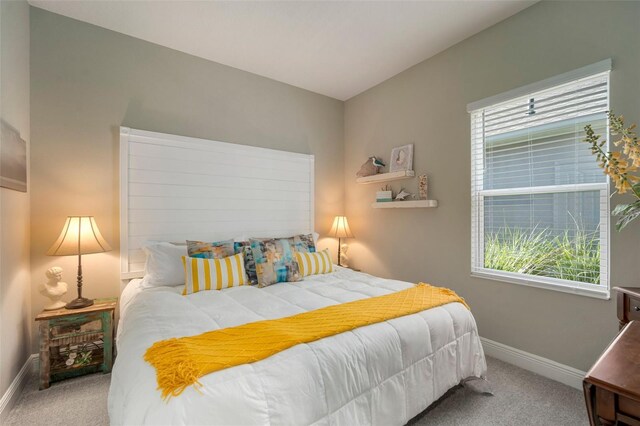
[295,249,333,277]
[181,253,247,294]
[290,233,316,253]
[233,241,258,285]
[250,238,302,287]
[186,240,235,259]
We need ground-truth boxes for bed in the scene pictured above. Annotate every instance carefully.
[109,128,486,425]
[109,267,486,425]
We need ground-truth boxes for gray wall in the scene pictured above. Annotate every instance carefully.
[30,8,344,349]
[344,1,640,371]
[0,0,31,404]
[28,1,639,373]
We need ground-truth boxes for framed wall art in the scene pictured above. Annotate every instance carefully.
[389,143,413,173]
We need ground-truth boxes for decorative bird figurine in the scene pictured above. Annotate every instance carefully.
[372,157,386,168]
[356,156,386,177]
[394,189,415,201]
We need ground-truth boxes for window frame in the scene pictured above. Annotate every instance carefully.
[469,61,611,300]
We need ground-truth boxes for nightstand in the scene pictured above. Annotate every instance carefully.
[584,321,640,425]
[35,298,117,390]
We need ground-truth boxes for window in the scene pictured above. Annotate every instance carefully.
[469,61,611,298]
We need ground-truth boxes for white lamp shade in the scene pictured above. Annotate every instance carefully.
[329,216,354,238]
[47,216,112,256]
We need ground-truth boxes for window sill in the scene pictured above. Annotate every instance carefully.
[471,269,610,300]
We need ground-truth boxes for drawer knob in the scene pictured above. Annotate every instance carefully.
[634,306,640,312]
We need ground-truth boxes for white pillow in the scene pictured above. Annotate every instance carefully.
[142,242,188,287]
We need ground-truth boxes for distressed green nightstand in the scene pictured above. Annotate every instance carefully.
[35,298,117,390]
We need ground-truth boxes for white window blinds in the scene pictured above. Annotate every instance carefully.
[470,65,610,298]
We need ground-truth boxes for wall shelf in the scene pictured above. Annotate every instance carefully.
[371,200,438,209]
[356,170,415,184]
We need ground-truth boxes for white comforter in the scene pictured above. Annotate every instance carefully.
[108,267,486,425]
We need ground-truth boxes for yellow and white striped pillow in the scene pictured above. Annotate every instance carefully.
[182,253,247,295]
[295,249,333,277]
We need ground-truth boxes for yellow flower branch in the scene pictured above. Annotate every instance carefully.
[584,112,640,195]
[585,112,640,230]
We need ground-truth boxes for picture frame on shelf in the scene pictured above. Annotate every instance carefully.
[389,144,413,173]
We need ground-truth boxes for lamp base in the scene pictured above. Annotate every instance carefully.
[65,297,94,310]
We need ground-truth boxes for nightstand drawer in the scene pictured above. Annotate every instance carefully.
[626,296,640,322]
[50,316,103,340]
[615,288,640,329]
[619,395,640,421]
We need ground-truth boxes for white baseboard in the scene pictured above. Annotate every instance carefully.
[0,354,37,424]
[481,337,585,390]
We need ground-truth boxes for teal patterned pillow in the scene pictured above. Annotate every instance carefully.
[186,239,258,285]
[250,238,302,287]
[290,233,316,253]
[186,240,235,259]
[234,241,258,285]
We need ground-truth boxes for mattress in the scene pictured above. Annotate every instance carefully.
[108,267,486,425]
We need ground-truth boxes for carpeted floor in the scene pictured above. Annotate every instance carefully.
[412,357,587,425]
[5,370,111,426]
[5,356,587,425]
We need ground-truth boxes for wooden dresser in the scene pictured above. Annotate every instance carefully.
[584,320,640,425]
[616,287,640,330]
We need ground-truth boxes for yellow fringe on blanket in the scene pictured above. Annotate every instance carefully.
[144,283,469,399]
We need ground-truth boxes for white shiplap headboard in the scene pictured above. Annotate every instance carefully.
[120,127,314,280]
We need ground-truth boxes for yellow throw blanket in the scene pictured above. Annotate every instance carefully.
[144,283,469,399]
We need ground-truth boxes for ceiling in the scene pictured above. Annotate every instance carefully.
[29,1,536,101]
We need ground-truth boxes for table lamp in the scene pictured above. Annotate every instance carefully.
[47,216,112,309]
[328,216,354,267]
